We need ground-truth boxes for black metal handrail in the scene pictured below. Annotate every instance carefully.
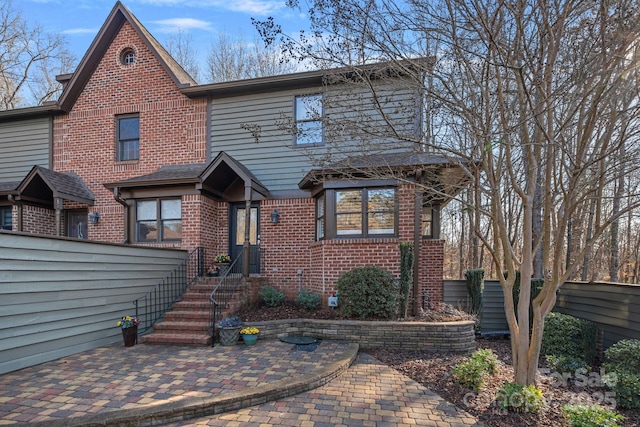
[135,246,205,336]
[209,249,244,347]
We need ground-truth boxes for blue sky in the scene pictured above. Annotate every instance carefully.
[21,0,308,74]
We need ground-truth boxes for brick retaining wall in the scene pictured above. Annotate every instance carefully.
[245,319,476,353]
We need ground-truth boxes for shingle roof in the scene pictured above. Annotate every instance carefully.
[0,181,19,194]
[108,163,207,186]
[18,166,95,205]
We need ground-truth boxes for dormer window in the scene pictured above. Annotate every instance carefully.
[121,48,135,65]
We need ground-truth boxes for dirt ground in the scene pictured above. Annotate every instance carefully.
[236,301,639,427]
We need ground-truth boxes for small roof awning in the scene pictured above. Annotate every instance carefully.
[16,166,95,207]
[298,151,472,204]
[0,181,20,197]
[104,151,269,200]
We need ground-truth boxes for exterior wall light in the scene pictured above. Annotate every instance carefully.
[89,212,100,224]
[270,209,280,224]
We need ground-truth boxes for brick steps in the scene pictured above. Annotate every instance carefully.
[140,277,245,347]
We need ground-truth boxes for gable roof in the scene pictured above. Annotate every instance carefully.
[17,166,95,206]
[57,1,196,113]
[104,152,269,199]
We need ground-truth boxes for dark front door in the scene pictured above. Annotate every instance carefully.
[66,210,88,239]
[230,203,260,274]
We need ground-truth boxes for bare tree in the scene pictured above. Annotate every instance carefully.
[164,30,200,82]
[256,0,640,386]
[0,0,74,109]
[205,32,299,83]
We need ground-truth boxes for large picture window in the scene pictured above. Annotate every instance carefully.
[0,206,12,231]
[117,115,139,161]
[316,187,396,240]
[136,199,181,242]
[294,94,323,146]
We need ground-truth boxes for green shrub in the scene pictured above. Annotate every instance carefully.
[451,349,499,391]
[464,269,484,315]
[497,382,545,413]
[258,285,285,307]
[546,355,588,375]
[398,242,413,318]
[452,358,487,391]
[542,313,597,367]
[336,266,398,320]
[603,339,640,373]
[296,289,321,311]
[603,339,640,409]
[562,404,624,427]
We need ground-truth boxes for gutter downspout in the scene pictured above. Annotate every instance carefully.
[7,194,23,231]
[113,187,129,244]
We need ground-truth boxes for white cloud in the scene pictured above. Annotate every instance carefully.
[136,0,285,16]
[151,17,214,33]
[62,27,99,35]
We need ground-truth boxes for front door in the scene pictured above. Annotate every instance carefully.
[230,203,260,274]
[66,210,88,239]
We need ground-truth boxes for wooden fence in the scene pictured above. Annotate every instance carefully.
[0,232,187,374]
[444,278,640,348]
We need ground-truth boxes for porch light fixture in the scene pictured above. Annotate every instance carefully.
[270,209,280,224]
[89,212,100,224]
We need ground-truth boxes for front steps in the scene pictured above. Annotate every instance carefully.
[140,277,244,346]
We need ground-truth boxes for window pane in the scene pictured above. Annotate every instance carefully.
[336,190,362,213]
[296,95,322,120]
[137,221,157,241]
[368,212,394,234]
[296,121,322,145]
[336,213,362,235]
[422,206,432,236]
[162,220,182,240]
[235,207,258,245]
[119,117,139,139]
[368,189,394,211]
[161,199,181,219]
[119,139,139,161]
[0,207,11,230]
[137,201,156,220]
[316,194,325,240]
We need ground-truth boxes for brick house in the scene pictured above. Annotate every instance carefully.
[0,1,467,311]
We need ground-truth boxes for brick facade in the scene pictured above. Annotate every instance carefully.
[52,21,207,246]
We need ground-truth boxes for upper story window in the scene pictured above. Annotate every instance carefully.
[294,94,323,146]
[121,49,135,65]
[117,115,139,161]
[316,187,397,240]
[136,198,182,243]
[0,206,12,231]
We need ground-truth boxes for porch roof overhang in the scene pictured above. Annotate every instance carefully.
[15,166,95,207]
[103,152,269,200]
[298,151,473,205]
[0,181,20,197]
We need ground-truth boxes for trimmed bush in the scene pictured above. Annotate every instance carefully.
[451,349,499,391]
[296,289,321,311]
[542,313,597,368]
[258,285,285,307]
[603,339,640,410]
[464,269,484,316]
[562,404,624,427]
[399,242,414,318]
[497,382,544,413]
[336,266,398,320]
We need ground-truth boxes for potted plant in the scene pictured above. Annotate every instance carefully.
[240,327,259,346]
[213,253,231,275]
[218,315,243,346]
[117,315,140,347]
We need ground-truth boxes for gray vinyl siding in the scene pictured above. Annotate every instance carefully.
[0,118,50,182]
[444,279,508,332]
[0,232,187,374]
[555,282,640,349]
[210,82,420,192]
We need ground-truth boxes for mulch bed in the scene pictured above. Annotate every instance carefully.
[236,302,639,426]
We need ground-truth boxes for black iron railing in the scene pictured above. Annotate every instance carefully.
[135,246,205,335]
[209,249,244,347]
